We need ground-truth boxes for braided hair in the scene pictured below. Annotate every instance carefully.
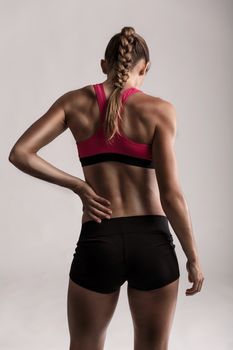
[103,26,150,142]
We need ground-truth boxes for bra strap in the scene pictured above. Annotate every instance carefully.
[93,84,106,120]
[93,83,143,121]
[121,87,143,104]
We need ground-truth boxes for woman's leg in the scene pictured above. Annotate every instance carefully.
[67,278,121,350]
[127,278,179,350]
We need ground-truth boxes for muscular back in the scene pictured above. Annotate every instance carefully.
[9,82,179,224]
[64,84,169,223]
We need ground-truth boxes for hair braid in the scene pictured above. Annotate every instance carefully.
[114,27,136,89]
[103,26,150,142]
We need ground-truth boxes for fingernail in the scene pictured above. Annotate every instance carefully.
[106,215,111,219]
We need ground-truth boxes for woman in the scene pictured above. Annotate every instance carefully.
[9,26,204,350]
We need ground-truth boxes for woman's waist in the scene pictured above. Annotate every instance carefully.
[107,191,162,209]
[80,213,170,236]
[81,197,166,224]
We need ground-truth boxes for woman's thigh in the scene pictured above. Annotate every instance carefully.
[127,278,180,350]
[67,278,120,348]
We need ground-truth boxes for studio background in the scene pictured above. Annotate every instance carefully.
[1,1,232,349]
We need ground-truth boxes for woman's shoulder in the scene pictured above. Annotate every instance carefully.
[63,84,95,100]
[57,84,96,112]
[138,90,175,120]
[142,90,174,107]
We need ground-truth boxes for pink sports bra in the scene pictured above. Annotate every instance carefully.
[76,82,153,168]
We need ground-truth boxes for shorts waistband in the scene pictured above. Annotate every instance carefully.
[80,214,170,236]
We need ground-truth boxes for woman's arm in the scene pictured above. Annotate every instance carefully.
[8,92,84,192]
[152,100,204,295]
[8,92,112,223]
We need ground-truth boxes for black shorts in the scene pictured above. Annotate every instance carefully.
[69,215,180,294]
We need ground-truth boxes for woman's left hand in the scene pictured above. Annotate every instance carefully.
[72,180,112,223]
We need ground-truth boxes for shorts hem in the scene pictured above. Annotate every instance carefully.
[69,275,120,294]
[128,274,180,291]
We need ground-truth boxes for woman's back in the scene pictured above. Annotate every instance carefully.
[64,81,166,223]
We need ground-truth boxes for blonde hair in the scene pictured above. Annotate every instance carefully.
[103,26,150,142]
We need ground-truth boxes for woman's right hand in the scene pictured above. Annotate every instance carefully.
[72,180,112,223]
[185,260,204,296]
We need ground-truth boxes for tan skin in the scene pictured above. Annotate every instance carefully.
[9,58,204,350]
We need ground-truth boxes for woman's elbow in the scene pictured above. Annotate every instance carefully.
[8,146,30,166]
[160,189,184,207]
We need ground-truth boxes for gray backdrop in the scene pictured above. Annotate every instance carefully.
[1,0,232,349]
